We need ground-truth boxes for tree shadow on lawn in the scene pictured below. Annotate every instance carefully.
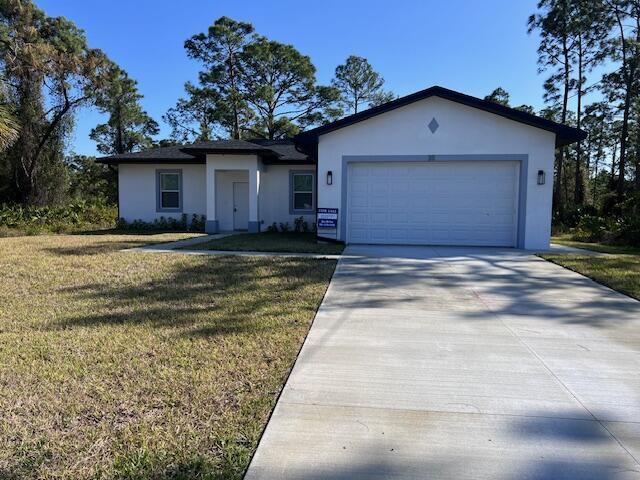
[71,228,197,236]
[44,232,202,256]
[54,256,335,337]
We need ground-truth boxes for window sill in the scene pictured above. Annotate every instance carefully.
[156,208,183,213]
[290,210,315,215]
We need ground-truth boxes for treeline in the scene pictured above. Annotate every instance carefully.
[526,0,640,234]
[0,0,158,205]
[0,5,393,207]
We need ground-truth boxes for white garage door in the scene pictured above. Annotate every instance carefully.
[347,161,519,246]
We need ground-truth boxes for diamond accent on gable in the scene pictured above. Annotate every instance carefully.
[428,117,439,133]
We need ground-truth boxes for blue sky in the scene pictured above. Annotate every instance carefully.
[38,0,565,156]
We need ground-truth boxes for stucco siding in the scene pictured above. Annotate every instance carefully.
[118,163,206,222]
[259,164,316,230]
[317,96,556,249]
[117,161,315,231]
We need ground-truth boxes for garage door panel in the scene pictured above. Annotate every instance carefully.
[347,161,518,247]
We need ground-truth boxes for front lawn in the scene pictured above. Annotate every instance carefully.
[0,233,336,479]
[541,237,640,300]
[188,232,345,255]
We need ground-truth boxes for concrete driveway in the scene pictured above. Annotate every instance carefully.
[245,245,640,480]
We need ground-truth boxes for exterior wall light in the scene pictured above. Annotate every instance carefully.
[327,170,333,185]
[537,170,546,185]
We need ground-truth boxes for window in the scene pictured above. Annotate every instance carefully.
[156,170,182,212]
[290,171,314,213]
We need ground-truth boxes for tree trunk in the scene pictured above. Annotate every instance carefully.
[115,102,124,154]
[635,124,640,190]
[574,39,584,205]
[13,69,44,205]
[554,35,571,218]
[610,141,618,190]
[618,91,631,197]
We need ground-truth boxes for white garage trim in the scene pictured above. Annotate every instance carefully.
[341,154,528,248]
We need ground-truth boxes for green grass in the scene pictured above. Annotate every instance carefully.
[0,233,336,479]
[188,232,345,255]
[551,234,640,255]
[542,236,640,300]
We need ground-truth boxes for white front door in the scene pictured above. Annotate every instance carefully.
[347,161,519,246]
[233,182,249,231]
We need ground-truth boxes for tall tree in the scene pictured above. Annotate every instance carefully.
[583,101,614,204]
[182,16,254,139]
[90,66,158,154]
[529,0,575,218]
[570,0,612,206]
[332,55,394,114]
[239,36,339,139]
[168,17,340,142]
[484,87,511,106]
[0,0,112,204]
[603,0,640,198]
[163,82,222,143]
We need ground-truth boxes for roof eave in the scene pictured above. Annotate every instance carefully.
[179,147,274,156]
[96,157,205,165]
[295,86,587,147]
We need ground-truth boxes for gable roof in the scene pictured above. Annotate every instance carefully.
[295,85,586,147]
[96,138,312,164]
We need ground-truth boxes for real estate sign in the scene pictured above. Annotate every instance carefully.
[317,208,338,229]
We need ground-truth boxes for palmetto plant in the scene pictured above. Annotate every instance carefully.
[0,103,19,150]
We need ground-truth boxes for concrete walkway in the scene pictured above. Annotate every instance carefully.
[245,245,640,480]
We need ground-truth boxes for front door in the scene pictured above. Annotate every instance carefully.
[233,182,249,231]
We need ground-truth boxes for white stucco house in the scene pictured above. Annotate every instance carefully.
[98,86,585,249]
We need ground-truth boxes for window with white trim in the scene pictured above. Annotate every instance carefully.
[291,171,314,212]
[157,170,182,211]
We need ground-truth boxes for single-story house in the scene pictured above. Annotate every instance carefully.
[98,85,585,249]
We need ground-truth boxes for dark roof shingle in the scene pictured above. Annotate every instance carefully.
[96,145,197,163]
[97,138,311,164]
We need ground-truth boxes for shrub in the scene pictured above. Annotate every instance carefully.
[190,214,206,232]
[618,216,640,246]
[293,216,309,233]
[572,215,609,243]
[279,222,290,232]
[266,222,278,233]
[0,200,117,235]
[117,214,206,232]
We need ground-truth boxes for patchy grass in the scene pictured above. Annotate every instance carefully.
[0,233,336,479]
[551,234,640,255]
[542,238,640,300]
[188,232,344,255]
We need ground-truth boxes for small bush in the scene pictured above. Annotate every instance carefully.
[572,215,609,243]
[279,222,290,232]
[266,222,278,233]
[190,214,206,232]
[293,216,309,233]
